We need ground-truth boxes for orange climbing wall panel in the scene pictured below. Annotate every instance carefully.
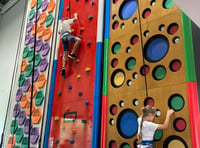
[104,0,196,148]
[48,0,98,147]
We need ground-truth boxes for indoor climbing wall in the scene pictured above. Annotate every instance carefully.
[5,0,57,147]
[47,0,102,147]
[101,0,200,148]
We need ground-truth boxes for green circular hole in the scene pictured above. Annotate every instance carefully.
[121,143,131,148]
[163,0,175,9]
[169,94,184,111]
[153,65,166,80]
[125,57,136,70]
[154,129,163,141]
[112,42,121,54]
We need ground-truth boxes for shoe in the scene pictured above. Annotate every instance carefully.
[61,68,66,78]
[68,54,77,60]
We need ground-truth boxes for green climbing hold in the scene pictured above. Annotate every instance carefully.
[16,128,24,143]
[66,6,70,10]
[25,64,33,77]
[28,9,35,21]
[88,15,93,20]
[10,119,18,134]
[36,0,42,9]
[18,73,25,87]
[45,13,54,28]
[23,46,30,59]
[57,91,62,96]
[28,50,34,63]
[82,119,87,123]
[35,90,44,106]
[34,53,42,67]
[21,137,28,148]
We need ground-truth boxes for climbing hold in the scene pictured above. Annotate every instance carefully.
[65,106,70,111]
[61,125,65,129]
[82,119,87,123]
[78,35,81,38]
[78,91,83,96]
[72,129,77,134]
[91,1,94,5]
[77,74,81,79]
[85,67,91,72]
[66,6,70,10]
[80,27,84,31]
[71,29,74,33]
[69,139,74,144]
[57,91,62,96]
[76,59,80,63]
[88,15,93,20]
[84,101,89,105]
[54,116,59,121]
[55,139,59,144]
[68,85,72,89]
[87,40,92,45]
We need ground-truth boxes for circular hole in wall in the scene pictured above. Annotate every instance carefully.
[168,94,184,111]
[111,69,125,88]
[169,59,181,72]
[152,65,167,80]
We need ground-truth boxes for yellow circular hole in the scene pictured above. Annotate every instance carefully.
[168,140,185,148]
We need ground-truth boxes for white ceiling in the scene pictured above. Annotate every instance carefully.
[173,0,200,28]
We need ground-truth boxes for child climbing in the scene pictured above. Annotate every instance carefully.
[137,105,174,148]
[58,13,81,77]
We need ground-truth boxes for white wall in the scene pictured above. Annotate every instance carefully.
[0,0,26,141]
[173,0,200,28]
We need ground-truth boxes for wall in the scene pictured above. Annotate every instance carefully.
[0,0,26,142]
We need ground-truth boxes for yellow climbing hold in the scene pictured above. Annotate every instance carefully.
[85,67,91,72]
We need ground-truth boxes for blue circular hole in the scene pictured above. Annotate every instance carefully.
[119,0,138,20]
[144,35,169,62]
[117,109,138,138]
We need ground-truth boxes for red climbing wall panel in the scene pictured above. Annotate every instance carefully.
[48,0,98,147]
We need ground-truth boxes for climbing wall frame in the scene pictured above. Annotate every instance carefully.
[5,0,58,147]
[46,0,102,147]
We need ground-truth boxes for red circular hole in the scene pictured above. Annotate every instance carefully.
[144,97,154,106]
[141,65,150,76]
[168,23,179,34]
[170,60,181,72]
[112,21,119,30]
[110,105,118,115]
[109,140,117,148]
[111,58,118,68]
[143,8,151,18]
[113,0,119,4]
[174,118,186,132]
[131,35,139,45]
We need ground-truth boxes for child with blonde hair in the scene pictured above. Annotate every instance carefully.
[137,105,174,148]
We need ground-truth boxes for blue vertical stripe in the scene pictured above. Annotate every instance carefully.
[44,60,57,148]
[92,42,103,147]
[58,0,64,20]
[105,0,111,39]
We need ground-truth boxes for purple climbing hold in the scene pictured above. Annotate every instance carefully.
[33,11,41,23]
[27,21,33,33]
[24,119,32,134]
[41,0,49,11]
[33,68,40,82]
[25,34,31,45]
[13,104,21,117]
[36,39,43,52]
[30,127,39,144]
[18,111,26,125]
[41,42,50,56]
[23,79,31,92]
[16,88,23,102]
[39,58,48,72]
[29,36,35,49]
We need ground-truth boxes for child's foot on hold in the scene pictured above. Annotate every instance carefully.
[68,54,77,60]
[61,68,66,78]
